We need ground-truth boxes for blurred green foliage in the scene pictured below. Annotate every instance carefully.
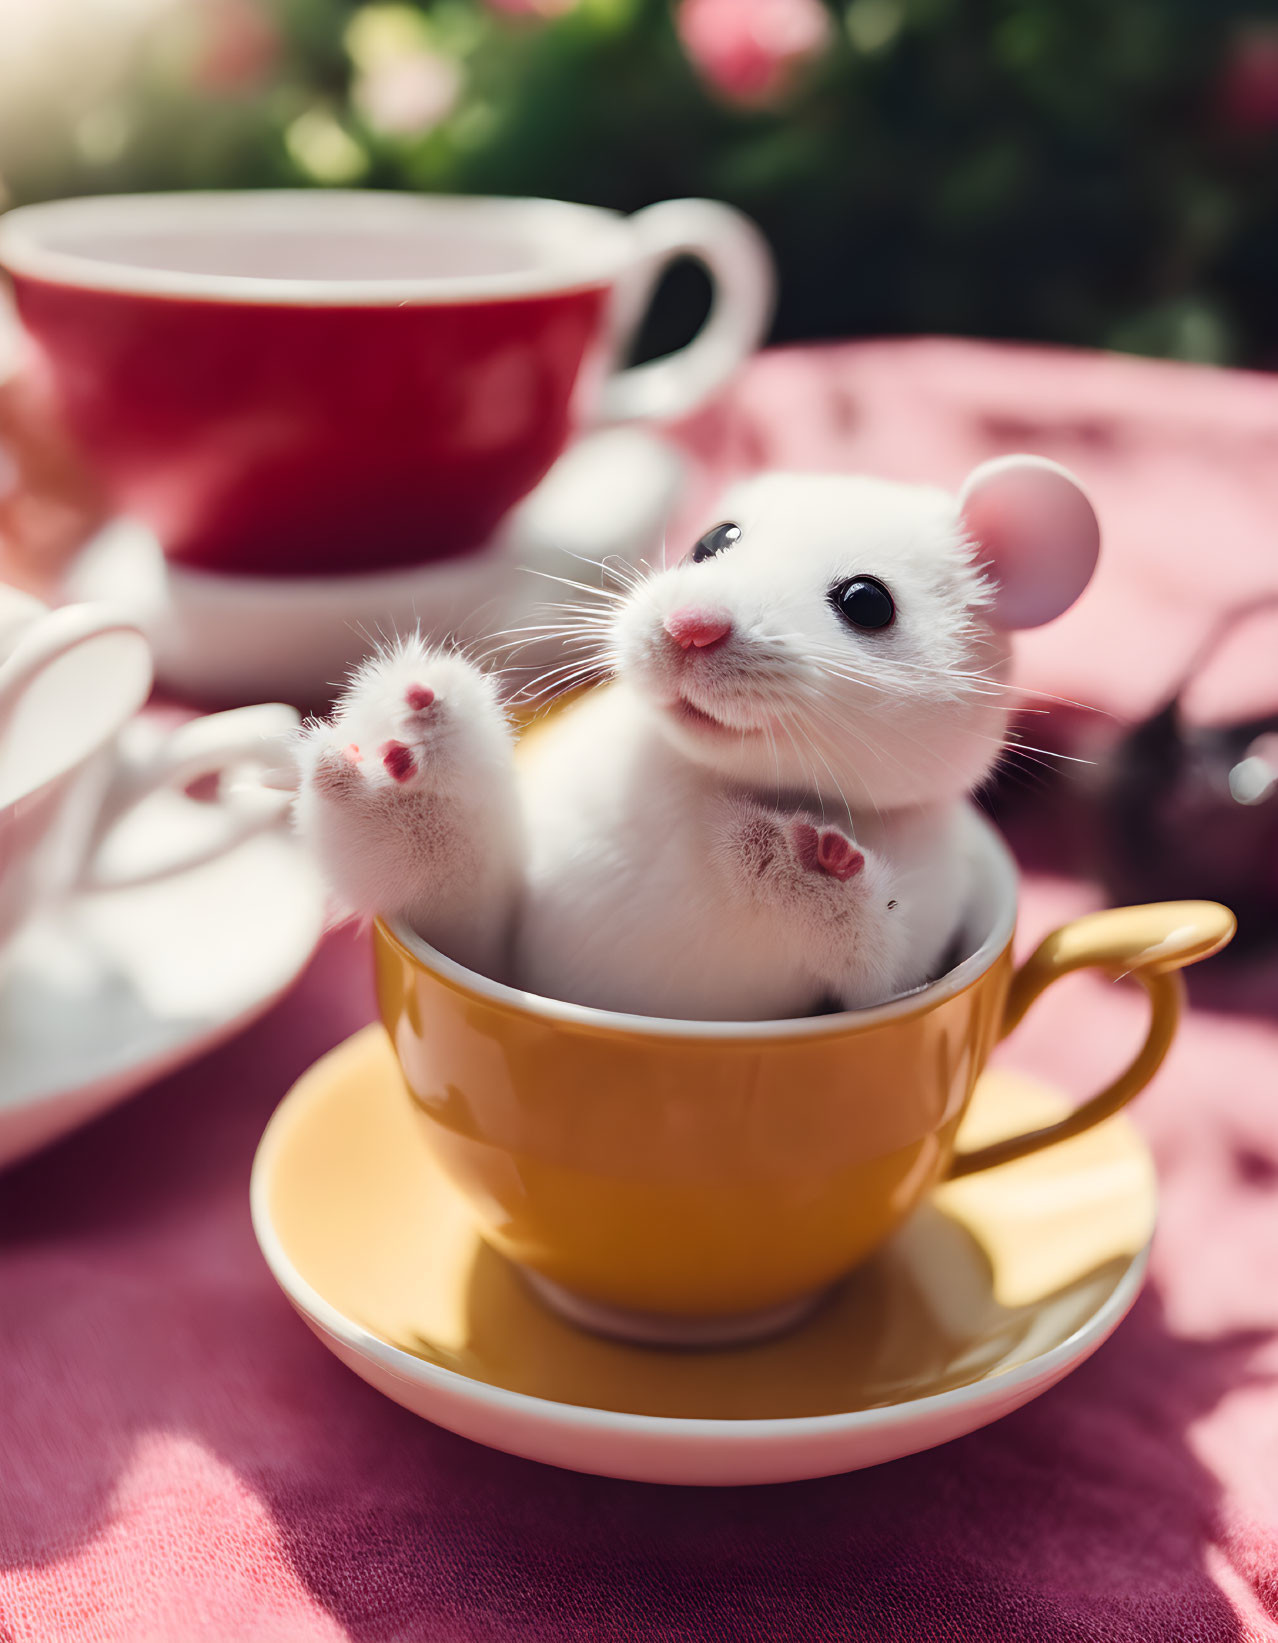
[9,0,1278,366]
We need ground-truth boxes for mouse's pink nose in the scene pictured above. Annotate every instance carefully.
[664,608,732,652]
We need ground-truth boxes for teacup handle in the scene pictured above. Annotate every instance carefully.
[0,602,154,806]
[76,702,299,892]
[946,900,1235,1179]
[596,198,775,425]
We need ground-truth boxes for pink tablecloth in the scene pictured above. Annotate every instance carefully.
[4,339,1278,1642]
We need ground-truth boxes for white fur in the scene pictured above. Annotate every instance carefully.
[292,466,1093,1020]
[292,640,522,980]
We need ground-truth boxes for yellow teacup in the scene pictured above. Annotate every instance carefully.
[375,807,1233,1345]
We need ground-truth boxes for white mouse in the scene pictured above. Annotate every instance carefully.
[293,455,1099,1020]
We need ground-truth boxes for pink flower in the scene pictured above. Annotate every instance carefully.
[676,0,831,107]
[1218,24,1278,132]
[353,50,462,137]
[191,0,281,95]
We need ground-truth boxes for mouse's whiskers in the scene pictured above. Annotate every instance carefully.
[553,547,652,599]
[520,567,631,606]
[509,640,615,704]
[471,605,616,672]
[775,702,852,821]
[784,685,886,824]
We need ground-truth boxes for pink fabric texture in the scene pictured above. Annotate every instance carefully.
[3,338,1278,1641]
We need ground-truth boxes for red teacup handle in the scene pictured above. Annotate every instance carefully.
[597,198,776,425]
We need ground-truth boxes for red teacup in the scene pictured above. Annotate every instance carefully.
[0,191,773,578]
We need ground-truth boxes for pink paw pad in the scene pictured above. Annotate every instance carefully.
[344,743,362,765]
[790,822,864,880]
[404,685,435,712]
[380,740,416,782]
[817,830,864,881]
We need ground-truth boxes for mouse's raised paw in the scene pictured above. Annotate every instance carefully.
[715,800,883,917]
[306,738,369,799]
[786,821,865,882]
[290,639,520,945]
[375,682,444,786]
[310,643,507,801]
[299,703,442,799]
[776,818,880,916]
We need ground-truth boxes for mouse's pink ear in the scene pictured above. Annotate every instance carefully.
[958,455,1100,630]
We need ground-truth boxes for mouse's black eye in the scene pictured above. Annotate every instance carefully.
[691,522,741,563]
[831,576,895,632]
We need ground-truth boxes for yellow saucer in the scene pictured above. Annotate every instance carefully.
[251,1026,1156,1485]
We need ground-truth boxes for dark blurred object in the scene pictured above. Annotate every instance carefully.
[4,0,1278,369]
[1095,598,1278,957]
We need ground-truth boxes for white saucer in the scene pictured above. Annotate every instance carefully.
[252,1025,1156,1487]
[0,780,324,1170]
[65,427,686,710]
